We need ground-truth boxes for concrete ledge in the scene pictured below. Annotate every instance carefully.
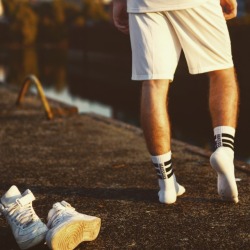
[0,85,249,249]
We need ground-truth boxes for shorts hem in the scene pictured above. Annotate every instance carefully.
[189,63,234,74]
[132,74,174,81]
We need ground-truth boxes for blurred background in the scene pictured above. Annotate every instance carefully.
[0,0,250,162]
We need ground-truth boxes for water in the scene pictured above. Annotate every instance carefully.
[0,24,250,162]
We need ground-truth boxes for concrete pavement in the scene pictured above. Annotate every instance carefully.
[0,85,249,250]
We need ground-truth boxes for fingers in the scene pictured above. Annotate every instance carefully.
[223,12,237,20]
[221,0,237,20]
[223,7,237,20]
[116,25,129,34]
[114,22,129,34]
[114,20,129,34]
[113,0,129,35]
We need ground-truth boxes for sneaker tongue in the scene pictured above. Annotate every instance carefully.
[47,202,65,220]
[1,185,22,207]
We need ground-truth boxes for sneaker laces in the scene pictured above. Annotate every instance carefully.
[47,201,76,229]
[0,191,38,228]
[5,203,38,227]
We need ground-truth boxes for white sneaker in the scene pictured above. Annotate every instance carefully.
[0,185,48,249]
[46,201,101,250]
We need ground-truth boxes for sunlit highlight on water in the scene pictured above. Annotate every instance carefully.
[31,86,112,117]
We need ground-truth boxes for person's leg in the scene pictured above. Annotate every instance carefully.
[209,67,239,203]
[141,79,170,156]
[209,68,239,128]
[141,79,185,204]
[166,0,239,202]
[129,12,185,204]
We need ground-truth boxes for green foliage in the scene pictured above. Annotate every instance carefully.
[2,0,111,46]
[82,0,109,22]
[3,0,38,45]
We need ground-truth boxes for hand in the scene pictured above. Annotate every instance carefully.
[220,0,237,20]
[113,0,129,34]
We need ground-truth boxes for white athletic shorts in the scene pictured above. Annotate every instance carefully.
[129,0,234,81]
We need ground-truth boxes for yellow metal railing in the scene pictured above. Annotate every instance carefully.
[16,75,53,120]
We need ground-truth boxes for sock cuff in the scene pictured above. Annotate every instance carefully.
[214,126,235,151]
[151,151,173,179]
[214,126,235,137]
[151,151,171,164]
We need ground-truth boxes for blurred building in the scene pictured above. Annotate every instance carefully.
[0,0,8,33]
[0,0,3,17]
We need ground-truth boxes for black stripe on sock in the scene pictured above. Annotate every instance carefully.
[167,169,174,178]
[153,161,174,179]
[214,133,234,150]
[222,144,234,151]
[222,139,234,147]
[222,133,234,140]
[223,143,234,150]
[164,159,172,166]
[153,160,172,168]
[165,165,172,173]
[214,134,234,141]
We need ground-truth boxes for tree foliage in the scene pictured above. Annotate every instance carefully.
[2,0,111,46]
[3,0,38,45]
[82,0,109,22]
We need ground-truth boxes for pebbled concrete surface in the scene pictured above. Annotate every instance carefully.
[0,85,249,250]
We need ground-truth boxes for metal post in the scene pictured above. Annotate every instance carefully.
[16,75,54,120]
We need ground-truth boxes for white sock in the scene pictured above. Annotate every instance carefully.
[151,151,185,204]
[210,126,239,203]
